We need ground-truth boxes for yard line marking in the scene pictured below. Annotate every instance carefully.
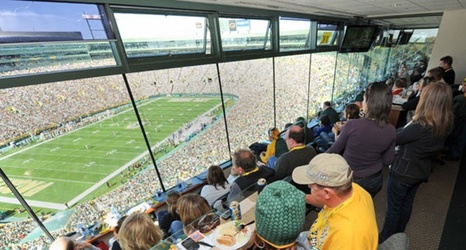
[6,175,95,184]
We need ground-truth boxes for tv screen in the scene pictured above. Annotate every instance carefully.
[340,25,378,53]
[397,31,413,45]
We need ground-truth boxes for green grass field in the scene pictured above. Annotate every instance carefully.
[0,96,222,208]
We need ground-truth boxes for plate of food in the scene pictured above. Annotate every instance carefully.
[212,221,252,250]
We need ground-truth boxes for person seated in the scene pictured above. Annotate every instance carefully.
[49,236,101,250]
[157,190,181,239]
[295,116,314,144]
[227,149,275,201]
[274,125,316,193]
[200,165,231,206]
[251,181,306,250]
[392,78,408,96]
[259,127,280,164]
[176,193,212,235]
[268,123,292,168]
[331,103,360,141]
[292,153,378,249]
[110,216,127,250]
[318,101,340,125]
[315,104,360,152]
[313,115,332,138]
[119,213,163,250]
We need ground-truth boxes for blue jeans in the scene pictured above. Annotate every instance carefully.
[353,171,383,198]
[379,174,420,243]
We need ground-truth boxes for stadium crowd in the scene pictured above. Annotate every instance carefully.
[0,48,424,249]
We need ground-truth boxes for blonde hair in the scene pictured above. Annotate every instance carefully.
[414,82,453,138]
[177,193,211,227]
[119,213,163,250]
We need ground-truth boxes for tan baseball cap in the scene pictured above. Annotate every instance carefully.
[292,153,353,187]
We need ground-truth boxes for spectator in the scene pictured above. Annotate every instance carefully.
[119,213,163,250]
[200,165,231,206]
[397,68,439,127]
[318,101,340,125]
[313,115,332,138]
[259,127,280,164]
[391,78,407,96]
[326,82,396,198]
[315,103,360,152]
[157,190,181,238]
[380,82,454,243]
[274,125,316,193]
[227,149,275,201]
[446,79,466,160]
[176,193,211,235]
[253,181,306,250]
[439,55,455,86]
[292,153,378,249]
[49,236,101,250]
[110,216,127,250]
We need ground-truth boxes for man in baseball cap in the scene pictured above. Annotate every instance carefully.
[292,153,378,250]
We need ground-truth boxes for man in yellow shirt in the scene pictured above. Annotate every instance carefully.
[292,153,378,250]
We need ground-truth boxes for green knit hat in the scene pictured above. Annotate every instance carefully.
[255,181,306,248]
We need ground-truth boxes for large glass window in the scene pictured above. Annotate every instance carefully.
[275,55,310,126]
[279,18,312,52]
[114,12,211,57]
[219,59,273,149]
[125,65,230,189]
[309,52,337,116]
[219,18,272,52]
[0,1,117,77]
[0,74,147,247]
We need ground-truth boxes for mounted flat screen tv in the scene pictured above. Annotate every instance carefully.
[340,25,378,53]
[396,31,413,45]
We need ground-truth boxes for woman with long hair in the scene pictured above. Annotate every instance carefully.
[200,165,230,206]
[119,213,163,250]
[157,190,181,238]
[327,82,396,197]
[177,193,211,234]
[379,82,453,243]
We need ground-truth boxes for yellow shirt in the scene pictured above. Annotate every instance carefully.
[308,183,378,250]
[260,139,277,163]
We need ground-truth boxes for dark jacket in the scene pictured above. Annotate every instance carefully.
[228,166,275,201]
[390,122,446,185]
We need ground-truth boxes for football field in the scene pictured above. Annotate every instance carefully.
[0,96,222,209]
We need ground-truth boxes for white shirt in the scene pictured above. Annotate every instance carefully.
[200,183,231,206]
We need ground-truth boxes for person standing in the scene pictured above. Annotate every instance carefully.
[439,55,455,86]
[326,82,396,197]
[379,82,453,243]
[319,101,340,125]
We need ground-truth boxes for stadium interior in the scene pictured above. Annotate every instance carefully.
[0,0,466,249]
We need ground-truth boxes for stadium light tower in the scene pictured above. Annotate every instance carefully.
[82,13,102,39]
